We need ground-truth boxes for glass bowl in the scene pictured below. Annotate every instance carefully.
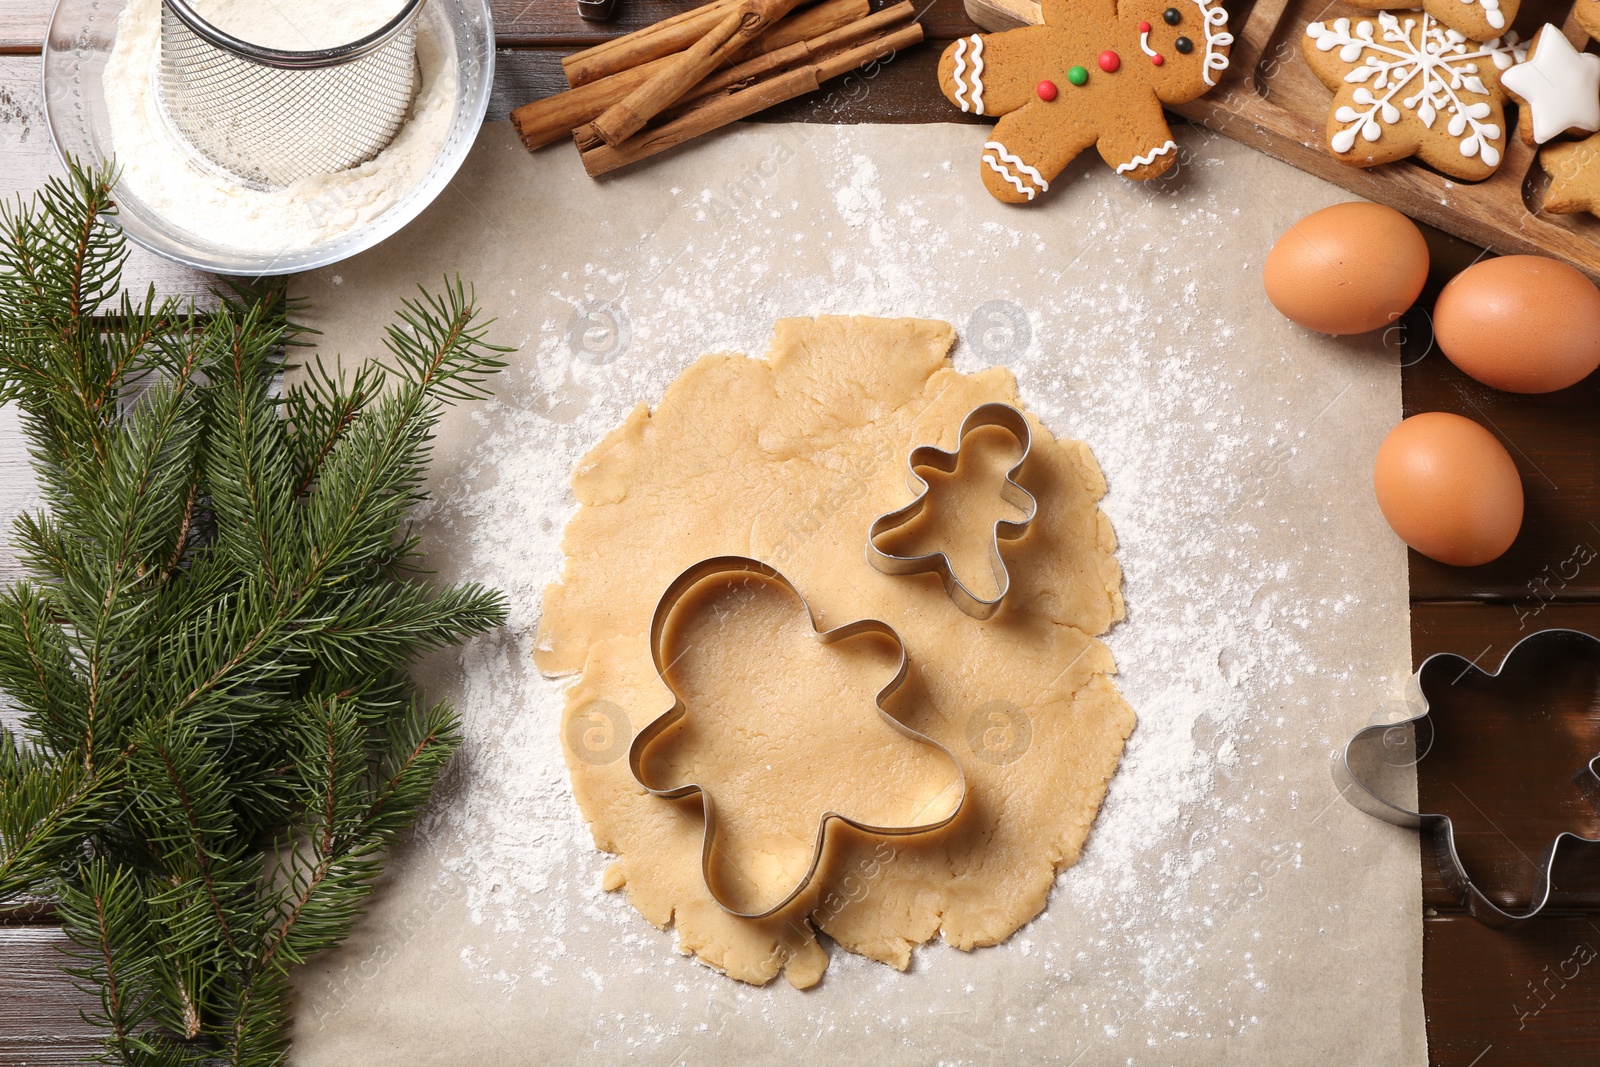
[42,0,494,277]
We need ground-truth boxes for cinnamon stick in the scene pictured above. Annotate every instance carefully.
[721,0,870,64]
[511,0,875,151]
[810,19,920,80]
[577,0,807,150]
[577,21,924,178]
[679,3,914,105]
[563,0,739,88]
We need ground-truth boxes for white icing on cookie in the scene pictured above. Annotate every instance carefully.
[1467,0,1506,30]
[982,141,1048,199]
[1139,25,1159,57]
[1116,140,1178,173]
[1501,24,1600,143]
[1190,0,1234,86]
[952,35,987,114]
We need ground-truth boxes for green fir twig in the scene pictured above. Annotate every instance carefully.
[0,160,508,1066]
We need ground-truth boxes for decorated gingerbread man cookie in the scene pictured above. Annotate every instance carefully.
[1303,12,1523,181]
[937,0,1231,202]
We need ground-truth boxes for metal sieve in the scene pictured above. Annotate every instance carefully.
[157,0,426,188]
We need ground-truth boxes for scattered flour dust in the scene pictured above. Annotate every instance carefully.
[391,125,1399,1058]
[102,0,458,253]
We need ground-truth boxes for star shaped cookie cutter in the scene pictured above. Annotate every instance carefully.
[628,556,969,920]
[1334,628,1600,927]
[867,403,1037,620]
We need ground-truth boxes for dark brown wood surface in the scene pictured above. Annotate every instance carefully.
[4,2,1600,1064]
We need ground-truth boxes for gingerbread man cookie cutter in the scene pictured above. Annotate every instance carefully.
[867,403,1037,621]
[628,556,969,920]
[1334,628,1600,927]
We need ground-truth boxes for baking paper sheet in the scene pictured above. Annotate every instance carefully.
[287,121,1424,1065]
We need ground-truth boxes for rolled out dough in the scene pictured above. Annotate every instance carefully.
[536,316,1134,987]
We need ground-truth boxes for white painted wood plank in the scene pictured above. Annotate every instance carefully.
[0,925,103,1064]
[0,0,48,50]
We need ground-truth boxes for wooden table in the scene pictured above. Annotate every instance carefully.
[3,2,1600,1063]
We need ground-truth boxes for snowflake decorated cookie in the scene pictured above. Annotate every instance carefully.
[1303,12,1524,181]
[936,0,1232,202]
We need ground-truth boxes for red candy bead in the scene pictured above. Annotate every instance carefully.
[1151,53,1164,65]
[1138,19,1151,31]
[1036,79,1059,101]
[1098,50,1121,72]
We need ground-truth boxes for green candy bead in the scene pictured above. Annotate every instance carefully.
[1067,65,1089,86]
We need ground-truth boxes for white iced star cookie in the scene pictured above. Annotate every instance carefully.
[1502,25,1600,145]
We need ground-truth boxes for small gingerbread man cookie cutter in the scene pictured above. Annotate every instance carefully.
[1335,628,1600,927]
[628,556,968,920]
[867,403,1037,621]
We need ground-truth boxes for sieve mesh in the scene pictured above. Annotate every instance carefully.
[157,0,425,189]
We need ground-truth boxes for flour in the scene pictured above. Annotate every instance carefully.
[189,0,402,50]
[102,0,458,254]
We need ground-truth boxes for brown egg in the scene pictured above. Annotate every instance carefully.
[1373,412,1523,567]
[1433,255,1600,393]
[1263,202,1429,335]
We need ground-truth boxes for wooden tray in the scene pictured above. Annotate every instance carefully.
[965,0,1600,278]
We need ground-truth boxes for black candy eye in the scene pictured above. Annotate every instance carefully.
[1174,35,1194,52]
[1163,7,1182,24]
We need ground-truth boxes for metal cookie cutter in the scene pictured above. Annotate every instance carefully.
[628,556,968,920]
[1335,628,1600,927]
[867,403,1037,620]
[577,0,621,21]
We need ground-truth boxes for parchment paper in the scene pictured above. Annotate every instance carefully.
[287,121,1424,1065]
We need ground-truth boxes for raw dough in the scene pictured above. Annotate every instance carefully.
[536,316,1134,987]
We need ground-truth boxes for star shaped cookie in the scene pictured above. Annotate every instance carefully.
[1541,132,1600,217]
[1503,24,1600,145]
[1303,11,1524,180]
[1580,0,1600,42]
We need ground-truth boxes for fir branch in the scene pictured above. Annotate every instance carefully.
[383,279,508,405]
[0,731,118,900]
[0,163,124,341]
[57,861,158,1064]
[125,723,245,952]
[363,700,461,839]
[285,359,383,499]
[0,159,508,1062]
[305,581,507,680]
[0,581,87,754]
